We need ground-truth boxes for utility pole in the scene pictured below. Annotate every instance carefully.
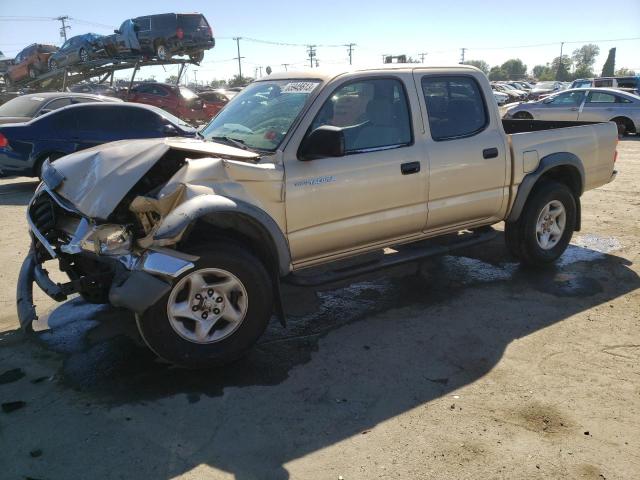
[56,16,70,42]
[233,37,244,79]
[193,70,198,87]
[346,43,356,65]
[459,48,466,64]
[307,45,316,68]
[419,52,428,63]
[281,63,290,71]
[259,66,263,77]
[556,42,565,80]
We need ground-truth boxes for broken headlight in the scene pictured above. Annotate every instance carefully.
[80,224,132,256]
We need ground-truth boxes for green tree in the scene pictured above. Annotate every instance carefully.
[210,79,228,88]
[463,60,489,74]
[488,66,507,81]
[572,44,600,78]
[165,75,179,84]
[601,48,616,77]
[615,67,636,76]
[500,58,527,79]
[551,55,572,81]
[228,75,254,88]
[533,64,549,79]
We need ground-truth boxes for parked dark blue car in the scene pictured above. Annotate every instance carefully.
[0,102,196,177]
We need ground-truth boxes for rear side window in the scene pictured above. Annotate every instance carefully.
[587,92,617,103]
[43,98,73,112]
[125,108,165,132]
[421,76,488,141]
[134,17,151,31]
[75,107,127,133]
[179,15,208,30]
[309,78,412,153]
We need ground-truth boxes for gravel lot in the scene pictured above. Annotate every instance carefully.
[1,139,639,480]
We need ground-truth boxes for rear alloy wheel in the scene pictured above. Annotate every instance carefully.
[505,180,576,266]
[136,243,273,368]
[156,43,168,61]
[79,47,89,63]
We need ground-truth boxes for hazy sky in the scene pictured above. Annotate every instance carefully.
[1,0,638,84]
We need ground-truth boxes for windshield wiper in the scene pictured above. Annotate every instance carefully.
[209,136,250,151]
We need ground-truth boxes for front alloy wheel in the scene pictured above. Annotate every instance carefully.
[167,268,248,344]
[136,243,273,368]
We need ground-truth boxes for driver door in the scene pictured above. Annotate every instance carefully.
[284,75,428,265]
[535,91,585,121]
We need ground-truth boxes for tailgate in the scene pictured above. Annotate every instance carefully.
[508,121,618,192]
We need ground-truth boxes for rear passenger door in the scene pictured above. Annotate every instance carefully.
[72,107,128,147]
[578,90,633,123]
[416,73,508,230]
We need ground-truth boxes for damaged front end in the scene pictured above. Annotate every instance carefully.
[17,181,197,332]
[16,137,283,333]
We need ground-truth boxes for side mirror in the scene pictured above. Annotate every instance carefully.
[163,124,177,135]
[37,108,52,116]
[114,29,121,34]
[298,125,345,161]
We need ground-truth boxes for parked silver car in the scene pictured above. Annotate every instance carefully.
[504,88,640,135]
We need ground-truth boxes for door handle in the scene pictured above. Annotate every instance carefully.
[401,161,420,175]
[570,107,578,111]
[483,147,499,159]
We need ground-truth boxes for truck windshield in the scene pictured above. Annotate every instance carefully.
[201,79,321,152]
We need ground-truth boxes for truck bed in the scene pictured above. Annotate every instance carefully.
[502,119,601,134]
[504,119,618,193]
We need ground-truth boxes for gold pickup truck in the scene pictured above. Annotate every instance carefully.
[18,65,618,367]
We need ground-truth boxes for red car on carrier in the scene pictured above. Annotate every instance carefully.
[124,82,219,124]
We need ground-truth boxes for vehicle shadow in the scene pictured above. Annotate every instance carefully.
[6,234,640,479]
[0,178,38,206]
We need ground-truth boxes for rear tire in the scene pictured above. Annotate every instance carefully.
[34,152,64,179]
[79,47,89,63]
[136,243,273,368]
[505,180,576,266]
[155,43,168,61]
[189,50,204,63]
[612,117,634,137]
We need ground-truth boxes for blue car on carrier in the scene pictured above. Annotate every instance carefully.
[0,102,196,177]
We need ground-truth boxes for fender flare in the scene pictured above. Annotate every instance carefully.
[507,152,584,223]
[153,195,292,276]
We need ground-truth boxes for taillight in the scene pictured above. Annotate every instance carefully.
[0,133,8,148]
[176,28,184,39]
[208,26,213,37]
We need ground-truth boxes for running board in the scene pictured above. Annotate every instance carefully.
[285,228,497,287]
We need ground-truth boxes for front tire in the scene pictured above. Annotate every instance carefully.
[189,50,204,63]
[505,180,576,266]
[136,243,273,368]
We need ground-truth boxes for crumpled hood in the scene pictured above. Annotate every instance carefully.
[51,137,259,220]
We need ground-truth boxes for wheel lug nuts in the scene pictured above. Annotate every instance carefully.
[208,289,214,296]
[216,297,223,303]
[201,312,208,319]
[195,293,202,300]
[213,308,220,315]
[191,305,199,312]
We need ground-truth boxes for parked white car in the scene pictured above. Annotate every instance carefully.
[493,90,510,105]
[504,87,640,135]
